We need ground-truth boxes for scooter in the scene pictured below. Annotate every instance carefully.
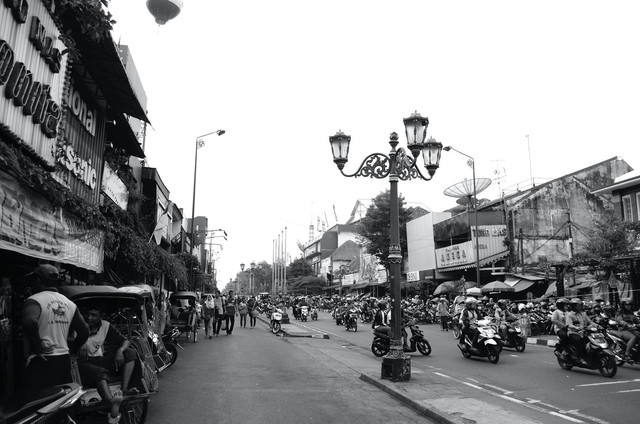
[300,306,309,322]
[270,307,284,334]
[1,383,84,424]
[161,326,182,367]
[555,326,617,377]
[310,306,318,321]
[371,321,432,357]
[457,319,501,364]
[345,309,358,332]
[499,319,526,352]
[604,321,639,367]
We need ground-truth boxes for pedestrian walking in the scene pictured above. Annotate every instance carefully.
[437,296,450,331]
[225,290,239,335]
[158,291,168,336]
[247,295,258,328]
[212,290,225,336]
[203,294,216,339]
[238,297,248,328]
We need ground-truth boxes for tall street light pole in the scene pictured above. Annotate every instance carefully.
[189,130,225,290]
[442,146,481,286]
[329,112,443,382]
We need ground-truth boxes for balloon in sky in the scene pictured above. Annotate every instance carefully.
[146,0,184,25]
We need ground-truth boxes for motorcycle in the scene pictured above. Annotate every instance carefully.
[310,306,318,321]
[457,319,501,364]
[345,309,358,332]
[604,321,639,367]
[1,383,84,424]
[270,307,284,334]
[300,306,309,322]
[160,326,182,368]
[500,319,526,352]
[371,321,432,357]
[448,314,462,340]
[555,326,617,377]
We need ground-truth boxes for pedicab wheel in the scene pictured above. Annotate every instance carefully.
[120,398,149,424]
[598,353,617,378]
[371,343,388,357]
[487,346,500,364]
[271,322,281,334]
[556,355,573,370]
[515,338,526,353]
[165,343,178,367]
[417,340,431,356]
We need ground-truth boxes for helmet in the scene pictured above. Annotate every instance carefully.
[497,299,507,307]
[570,298,583,306]
[518,303,525,312]
[465,297,478,305]
[556,298,569,306]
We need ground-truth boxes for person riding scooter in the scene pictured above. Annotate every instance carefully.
[460,297,480,345]
[494,299,517,341]
[551,298,571,357]
[566,298,598,363]
[614,299,640,362]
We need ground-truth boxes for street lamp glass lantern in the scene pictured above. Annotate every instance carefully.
[403,111,429,157]
[240,263,245,271]
[329,130,351,169]
[250,261,255,269]
[422,137,443,176]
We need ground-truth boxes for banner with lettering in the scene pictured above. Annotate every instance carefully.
[0,170,104,271]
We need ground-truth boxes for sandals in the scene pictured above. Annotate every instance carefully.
[108,414,122,424]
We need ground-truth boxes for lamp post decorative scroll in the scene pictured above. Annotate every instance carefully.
[329,111,443,382]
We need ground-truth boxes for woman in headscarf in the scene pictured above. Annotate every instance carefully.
[203,294,216,339]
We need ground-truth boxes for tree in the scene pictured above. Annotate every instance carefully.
[288,276,325,295]
[287,257,314,279]
[578,210,640,269]
[356,190,413,272]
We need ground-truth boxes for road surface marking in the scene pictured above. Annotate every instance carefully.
[616,388,640,393]
[575,378,640,387]
[484,384,514,395]
[558,410,609,424]
[549,411,585,423]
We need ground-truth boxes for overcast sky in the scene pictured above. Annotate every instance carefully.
[107,0,639,288]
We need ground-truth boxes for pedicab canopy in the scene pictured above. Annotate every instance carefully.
[58,285,145,312]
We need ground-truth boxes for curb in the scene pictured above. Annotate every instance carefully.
[359,373,456,424]
[281,330,330,339]
[526,337,557,347]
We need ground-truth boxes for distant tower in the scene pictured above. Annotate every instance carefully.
[309,224,314,242]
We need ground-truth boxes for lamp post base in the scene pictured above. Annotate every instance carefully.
[381,342,411,382]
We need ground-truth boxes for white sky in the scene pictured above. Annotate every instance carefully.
[107,0,640,287]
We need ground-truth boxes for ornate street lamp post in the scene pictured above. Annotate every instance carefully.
[241,262,257,295]
[189,130,225,290]
[329,112,443,382]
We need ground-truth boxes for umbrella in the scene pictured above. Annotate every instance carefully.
[481,280,515,293]
[466,287,482,296]
[433,281,458,296]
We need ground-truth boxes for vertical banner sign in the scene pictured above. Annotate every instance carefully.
[0,171,104,272]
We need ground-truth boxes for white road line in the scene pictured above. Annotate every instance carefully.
[549,411,585,423]
[484,384,514,395]
[526,399,561,410]
[575,378,640,387]
[616,388,640,393]
[559,410,610,424]
[462,382,484,390]
[433,372,453,379]
[466,377,480,383]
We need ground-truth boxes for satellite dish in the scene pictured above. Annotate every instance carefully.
[147,0,184,25]
[443,178,492,199]
[456,196,477,206]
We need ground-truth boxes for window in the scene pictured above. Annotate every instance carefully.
[622,195,632,222]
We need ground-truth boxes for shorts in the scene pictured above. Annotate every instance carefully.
[77,348,137,387]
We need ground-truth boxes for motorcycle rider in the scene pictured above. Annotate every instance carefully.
[566,298,598,362]
[494,299,517,341]
[551,298,570,357]
[460,297,480,345]
[614,299,640,362]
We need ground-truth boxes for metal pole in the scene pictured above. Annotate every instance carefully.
[284,227,288,294]
[472,160,480,285]
[189,139,199,291]
[382,133,410,382]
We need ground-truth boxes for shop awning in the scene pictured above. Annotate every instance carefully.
[511,280,536,292]
[437,250,509,273]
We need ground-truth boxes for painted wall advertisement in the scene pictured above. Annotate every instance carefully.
[436,225,508,269]
[0,170,104,271]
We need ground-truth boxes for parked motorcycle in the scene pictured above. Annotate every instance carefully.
[1,383,84,424]
[371,322,431,357]
[555,326,617,377]
[310,306,318,321]
[300,305,309,322]
[345,309,358,332]
[457,318,501,363]
[499,319,526,352]
[161,326,182,368]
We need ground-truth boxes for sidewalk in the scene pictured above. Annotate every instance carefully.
[261,316,565,424]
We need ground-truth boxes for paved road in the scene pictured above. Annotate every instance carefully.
[288,310,639,424]
[145,320,433,424]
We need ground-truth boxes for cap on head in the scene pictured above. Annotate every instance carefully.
[33,264,59,282]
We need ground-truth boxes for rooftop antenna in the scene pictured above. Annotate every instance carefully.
[526,134,534,187]
[491,159,507,198]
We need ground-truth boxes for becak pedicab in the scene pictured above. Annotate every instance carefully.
[168,291,199,343]
[118,285,177,371]
[59,285,156,424]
